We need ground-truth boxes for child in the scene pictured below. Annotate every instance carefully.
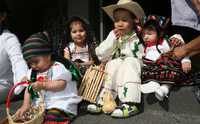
[140,15,192,101]
[64,16,99,75]
[87,0,145,118]
[16,32,81,124]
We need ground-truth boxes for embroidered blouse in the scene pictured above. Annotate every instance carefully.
[27,61,81,115]
[144,34,191,63]
[64,42,90,62]
[95,30,144,62]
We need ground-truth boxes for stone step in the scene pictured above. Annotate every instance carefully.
[73,86,200,124]
[73,109,200,124]
[1,87,200,124]
[143,86,200,115]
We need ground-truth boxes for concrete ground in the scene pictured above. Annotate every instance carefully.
[1,86,200,124]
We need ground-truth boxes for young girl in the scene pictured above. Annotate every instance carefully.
[87,0,145,118]
[140,15,192,101]
[64,16,99,75]
[16,32,81,124]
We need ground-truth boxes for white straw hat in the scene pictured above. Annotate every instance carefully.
[102,0,145,21]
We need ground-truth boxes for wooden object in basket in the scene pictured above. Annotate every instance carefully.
[78,65,105,103]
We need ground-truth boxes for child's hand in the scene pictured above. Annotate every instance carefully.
[64,49,70,59]
[31,81,45,91]
[182,62,192,73]
[20,76,28,82]
[15,104,30,119]
[113,29,123,39]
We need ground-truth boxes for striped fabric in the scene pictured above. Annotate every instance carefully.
[142,55,190,84]
[43,108,74,124]
[22,32,52,60]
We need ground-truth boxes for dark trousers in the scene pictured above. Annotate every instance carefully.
[172,26,200,103]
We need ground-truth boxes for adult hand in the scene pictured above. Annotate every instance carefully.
[172,46,188,59]
[191,0,200,16]
[20,76,28,82]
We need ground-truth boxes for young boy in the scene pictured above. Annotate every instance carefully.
[87,0,145,118]
[16,32,81,124]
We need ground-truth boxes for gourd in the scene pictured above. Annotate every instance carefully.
[102,91,117,113]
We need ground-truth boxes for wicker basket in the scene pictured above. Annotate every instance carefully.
[6,82,45,124]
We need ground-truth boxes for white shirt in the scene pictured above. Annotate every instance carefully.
[96,30,144,62]
[145,39,170,61]
[0,29,28,89]
[27,61,81,115]
[144,34,191,63]
[171,0,200,31]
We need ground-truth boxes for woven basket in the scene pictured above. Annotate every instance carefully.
[6,82,45,124]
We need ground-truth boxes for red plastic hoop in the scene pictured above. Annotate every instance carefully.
[6,81,30,108]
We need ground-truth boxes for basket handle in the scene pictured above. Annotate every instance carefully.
[6,81,30,108]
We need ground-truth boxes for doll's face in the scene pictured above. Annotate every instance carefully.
[27,55,52,73]
[142,29,158,43]
[70,21,87,45]
[113,9,134,35]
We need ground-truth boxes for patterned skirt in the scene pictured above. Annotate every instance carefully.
[43,108,75,124]
[142,55,191,85]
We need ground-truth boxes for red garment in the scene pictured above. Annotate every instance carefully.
[144,38,164,53]
[145,38,164,47]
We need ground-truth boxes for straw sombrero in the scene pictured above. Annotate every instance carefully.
[102,0,145,20]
